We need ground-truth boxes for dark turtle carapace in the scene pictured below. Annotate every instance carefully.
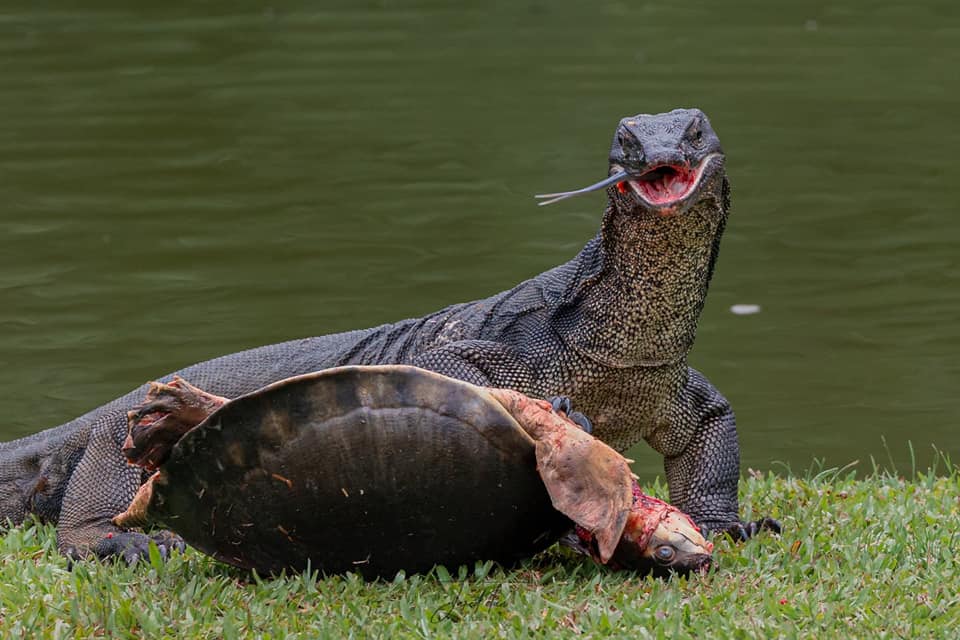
[113,366,712,578]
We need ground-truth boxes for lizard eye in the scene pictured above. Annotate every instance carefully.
[654,545,676,564]
[688,125,705,149]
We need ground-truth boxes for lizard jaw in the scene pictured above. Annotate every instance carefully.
[620,152,722,215]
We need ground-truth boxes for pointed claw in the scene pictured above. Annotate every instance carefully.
[756,517,782,535]
[567,411,593,434]
[702,516,782,541]
[92,530,184,566]
[731,523,749,541]
[549,396,573,415]
[545,396,592,434]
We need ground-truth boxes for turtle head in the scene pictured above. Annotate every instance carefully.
[561,485,712,577]
[607,490,713,577]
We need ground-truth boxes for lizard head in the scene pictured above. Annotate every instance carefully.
[607,108,724,217]
[535,108,726,217]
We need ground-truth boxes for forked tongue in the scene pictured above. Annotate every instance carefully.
[534,170,629,206]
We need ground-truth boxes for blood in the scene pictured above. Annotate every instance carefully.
[575,524,594,545]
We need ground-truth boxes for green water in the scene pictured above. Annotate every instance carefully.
[1,2,957,477]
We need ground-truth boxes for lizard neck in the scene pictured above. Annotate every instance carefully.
[561,179,729,368]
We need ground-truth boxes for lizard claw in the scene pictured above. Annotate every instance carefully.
[702,517,781,541]
[546,396,593,434]
[92,530,186,565]
[567,411,593,434]
[744,517,782,538]
[549,395,573,415]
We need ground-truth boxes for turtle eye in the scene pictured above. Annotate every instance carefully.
[654,545,676,564]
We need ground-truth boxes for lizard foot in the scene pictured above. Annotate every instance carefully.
[92,530,186,566]
[124,376,227,470]
[702,517,781,541]
[547,395,593,434]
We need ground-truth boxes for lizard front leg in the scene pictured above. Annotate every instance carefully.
[56,411,185,564]
[651,368,779,540]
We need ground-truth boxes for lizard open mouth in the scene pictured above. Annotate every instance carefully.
[623,165,699,206]
[535,152,720,208]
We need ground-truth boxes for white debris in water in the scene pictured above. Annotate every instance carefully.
[730,304,761,315]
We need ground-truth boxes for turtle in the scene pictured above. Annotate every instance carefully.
[112,365,713,578]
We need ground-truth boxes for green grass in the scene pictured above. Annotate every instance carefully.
[2,459,958,639]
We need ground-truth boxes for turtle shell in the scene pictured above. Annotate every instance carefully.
[146,365,569,577]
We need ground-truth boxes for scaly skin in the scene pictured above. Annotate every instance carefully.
[0,108,776,562]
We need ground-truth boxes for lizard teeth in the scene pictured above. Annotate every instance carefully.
[628,152,721,207]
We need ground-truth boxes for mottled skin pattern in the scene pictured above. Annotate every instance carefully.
[0,108,769,562]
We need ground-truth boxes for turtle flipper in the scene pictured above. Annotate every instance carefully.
[123,376,228,470]
[109,377,222,560]
[486,388,633,563]
[112,472,158,528]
